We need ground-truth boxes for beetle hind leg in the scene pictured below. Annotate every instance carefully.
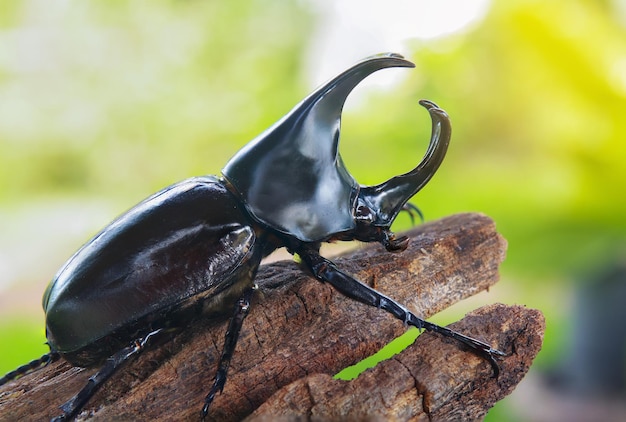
[298,248,506,376]
[51,328,165,422]
[0,351,60,386]
[201,287,255,421]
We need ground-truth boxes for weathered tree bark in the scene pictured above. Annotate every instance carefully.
[247,303,544,422]
[0,213,544,421]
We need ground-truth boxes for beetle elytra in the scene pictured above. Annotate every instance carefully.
[0,53,504,421]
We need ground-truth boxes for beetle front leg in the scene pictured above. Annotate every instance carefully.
[297,249,505,376]
[201,287,255,420]
[51,328,165,422]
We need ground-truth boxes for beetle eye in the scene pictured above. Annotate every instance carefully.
[355,205,374,224]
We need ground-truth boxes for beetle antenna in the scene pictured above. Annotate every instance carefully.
[401,203,424,225]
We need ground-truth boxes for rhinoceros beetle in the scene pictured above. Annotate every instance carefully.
[0,53,504,421]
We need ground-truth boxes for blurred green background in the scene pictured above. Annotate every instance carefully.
[1,0,625,420]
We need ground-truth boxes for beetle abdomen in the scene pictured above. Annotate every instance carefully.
[43,176,262,362]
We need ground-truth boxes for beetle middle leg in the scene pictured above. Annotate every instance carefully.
[297,248,506,376]
[201,287,255,420]
[51,328,165,422]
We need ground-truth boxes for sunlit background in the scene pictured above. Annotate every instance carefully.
[1,1,626,420]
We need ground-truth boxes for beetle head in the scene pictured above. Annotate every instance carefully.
[222,53,450,248]
[351,99,450,251]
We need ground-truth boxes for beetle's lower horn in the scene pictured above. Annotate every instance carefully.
[359,100,451,226]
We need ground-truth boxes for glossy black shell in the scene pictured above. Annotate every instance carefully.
[43,176,263,366]
[39,53,444,369]
[222,54,415,242]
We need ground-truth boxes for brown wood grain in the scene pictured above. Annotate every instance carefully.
[248,303,544,421]
[0,213,542,421]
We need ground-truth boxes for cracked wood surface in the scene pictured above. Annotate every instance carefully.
[247,303,544,421]
[0,213,543,421]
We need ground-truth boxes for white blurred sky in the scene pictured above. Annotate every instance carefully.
[0,0,492,294]
[304,0,491,89]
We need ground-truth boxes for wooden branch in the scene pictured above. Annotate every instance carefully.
[247,303,544,421]
[0,213,543,422]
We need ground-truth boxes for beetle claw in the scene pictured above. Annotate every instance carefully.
[0,54,505,421]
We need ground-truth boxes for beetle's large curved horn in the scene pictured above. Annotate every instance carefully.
[223,53,415,187]
[222,53,416,242]
[358,100,451,227]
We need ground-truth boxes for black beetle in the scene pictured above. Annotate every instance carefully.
[0,53,504,421]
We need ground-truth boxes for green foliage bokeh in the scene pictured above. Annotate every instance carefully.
[1,0,625,419]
